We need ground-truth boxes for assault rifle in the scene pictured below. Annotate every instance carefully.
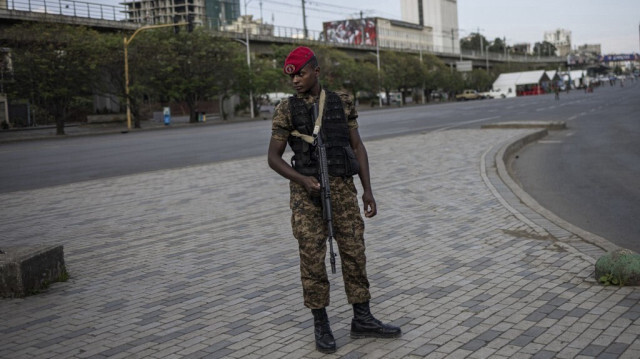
[312,102,337,274]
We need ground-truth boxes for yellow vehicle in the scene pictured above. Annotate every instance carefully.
[455,89,482,101]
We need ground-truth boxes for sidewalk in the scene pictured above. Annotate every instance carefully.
[0,113,257,144]
[1,128,638,359]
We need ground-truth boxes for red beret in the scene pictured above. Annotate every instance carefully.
[283,46,316,75]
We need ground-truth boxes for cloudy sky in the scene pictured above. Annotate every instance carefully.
[95,0,639,54]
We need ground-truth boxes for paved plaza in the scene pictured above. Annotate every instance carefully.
[1,128,638,358]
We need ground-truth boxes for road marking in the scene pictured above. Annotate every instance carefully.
[538,140,562,144]
[433,116,501,132]
[568,115,578,121]
[566,132,575,137]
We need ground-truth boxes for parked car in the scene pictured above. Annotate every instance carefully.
[455,89,482,101]
[479,91,494,99]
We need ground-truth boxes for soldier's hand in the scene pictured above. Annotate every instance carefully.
[301,176,321,194]
[362,191,377,218]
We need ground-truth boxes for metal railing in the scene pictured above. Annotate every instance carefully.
[2,0,563,64]
[3,0,127,21]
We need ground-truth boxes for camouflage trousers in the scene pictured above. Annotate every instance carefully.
[289,176,371,309]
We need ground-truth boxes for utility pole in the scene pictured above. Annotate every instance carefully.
[478,27,484,56]
[486,45,489,72]
[360,11,365,45]
[451,28,455,54]
[376,29,382,107]
[301,0,308,39]
[503,36,507,58]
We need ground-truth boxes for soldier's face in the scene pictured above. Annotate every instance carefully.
[290,64,319,94]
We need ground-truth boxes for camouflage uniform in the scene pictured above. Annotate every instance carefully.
[272,91,372,309]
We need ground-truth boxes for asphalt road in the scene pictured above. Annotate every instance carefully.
[509,81,640,253]
[1,81,638,251]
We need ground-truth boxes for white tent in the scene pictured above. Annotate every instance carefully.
[562,70,587,89]
[492,70,550,97]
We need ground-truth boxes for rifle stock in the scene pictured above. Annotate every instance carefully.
[313,103,337,274]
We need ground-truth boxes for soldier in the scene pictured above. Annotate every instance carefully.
[267,46,401,354]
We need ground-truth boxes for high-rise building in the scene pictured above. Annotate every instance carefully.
[122,0,240,29]
[544,28,572,57]
[400,0,459,53]
[577,44,601,55]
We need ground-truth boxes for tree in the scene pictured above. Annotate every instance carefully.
[4,23,105,134]
[488,37,506,54]
[533,41,557,57]
[466,69,495,92]
[460,33,490,53]
[245,55,283,115]
[378,51,426,105]
[420,53,448,101]
[146,29,242,123]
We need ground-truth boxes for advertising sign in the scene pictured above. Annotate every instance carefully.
[323,18,377,46]
[599,54,640,62]
[456,61,472,72]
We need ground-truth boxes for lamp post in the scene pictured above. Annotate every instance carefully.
[124,22,188,130]
[243,0,253,16]
[234,32,255,118]
[485,44,490,72]
[376,33,382,107]
[241,1,255,118]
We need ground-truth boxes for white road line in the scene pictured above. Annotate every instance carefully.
[433,116,502,132]
[568,115,578,121]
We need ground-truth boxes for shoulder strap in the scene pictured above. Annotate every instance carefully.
[290,90,326,144]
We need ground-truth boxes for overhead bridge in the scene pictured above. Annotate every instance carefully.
[0,0,564,68]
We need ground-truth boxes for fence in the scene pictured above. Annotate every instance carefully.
[3,0,127,21]
[2,0,562,64]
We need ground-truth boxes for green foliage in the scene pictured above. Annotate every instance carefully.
[5,23,560,123]
[598,272,622,286]
[460,32,490,52]
[4,23,106,134]
[595,249,640,286]
[533,41,557,57]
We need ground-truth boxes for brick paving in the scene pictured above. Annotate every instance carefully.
[1,128,638,359]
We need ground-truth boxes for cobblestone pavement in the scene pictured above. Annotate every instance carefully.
[1,129,638,359]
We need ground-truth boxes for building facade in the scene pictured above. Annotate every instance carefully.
[222,15,274,36]
[121,0,240,29]
[323,17,434,52]
[512,43,531,55]
[399,0,459,53]
[544,28,572,57]
[577,44,602,55]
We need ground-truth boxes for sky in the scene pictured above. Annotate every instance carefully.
[96,0,639,54]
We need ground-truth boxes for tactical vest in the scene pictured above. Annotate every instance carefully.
[288,91,360,177]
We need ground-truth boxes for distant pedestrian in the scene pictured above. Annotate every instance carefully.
[554,86,560,100]
[267,46,401,354]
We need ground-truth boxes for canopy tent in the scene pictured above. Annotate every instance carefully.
[492,70,551,97]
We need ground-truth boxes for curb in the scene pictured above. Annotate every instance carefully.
[496,129,620,254]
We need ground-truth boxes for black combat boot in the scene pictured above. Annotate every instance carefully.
[311,308,336,353]
[350,301,402,339]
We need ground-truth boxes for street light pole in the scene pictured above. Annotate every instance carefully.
[245,24,255,119]
[486,44,490,72]
[234,31,255,118]
[301,0,308,39]
[376,34,382,107]
[123,22,188,130]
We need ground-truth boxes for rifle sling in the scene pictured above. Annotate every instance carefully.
[290,89,326,144]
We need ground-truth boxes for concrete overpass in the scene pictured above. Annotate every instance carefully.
[0,0,564,69]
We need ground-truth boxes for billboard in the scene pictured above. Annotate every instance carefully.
[323,18,377,46]
[456,61,472,72]
[599,54,640,62]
